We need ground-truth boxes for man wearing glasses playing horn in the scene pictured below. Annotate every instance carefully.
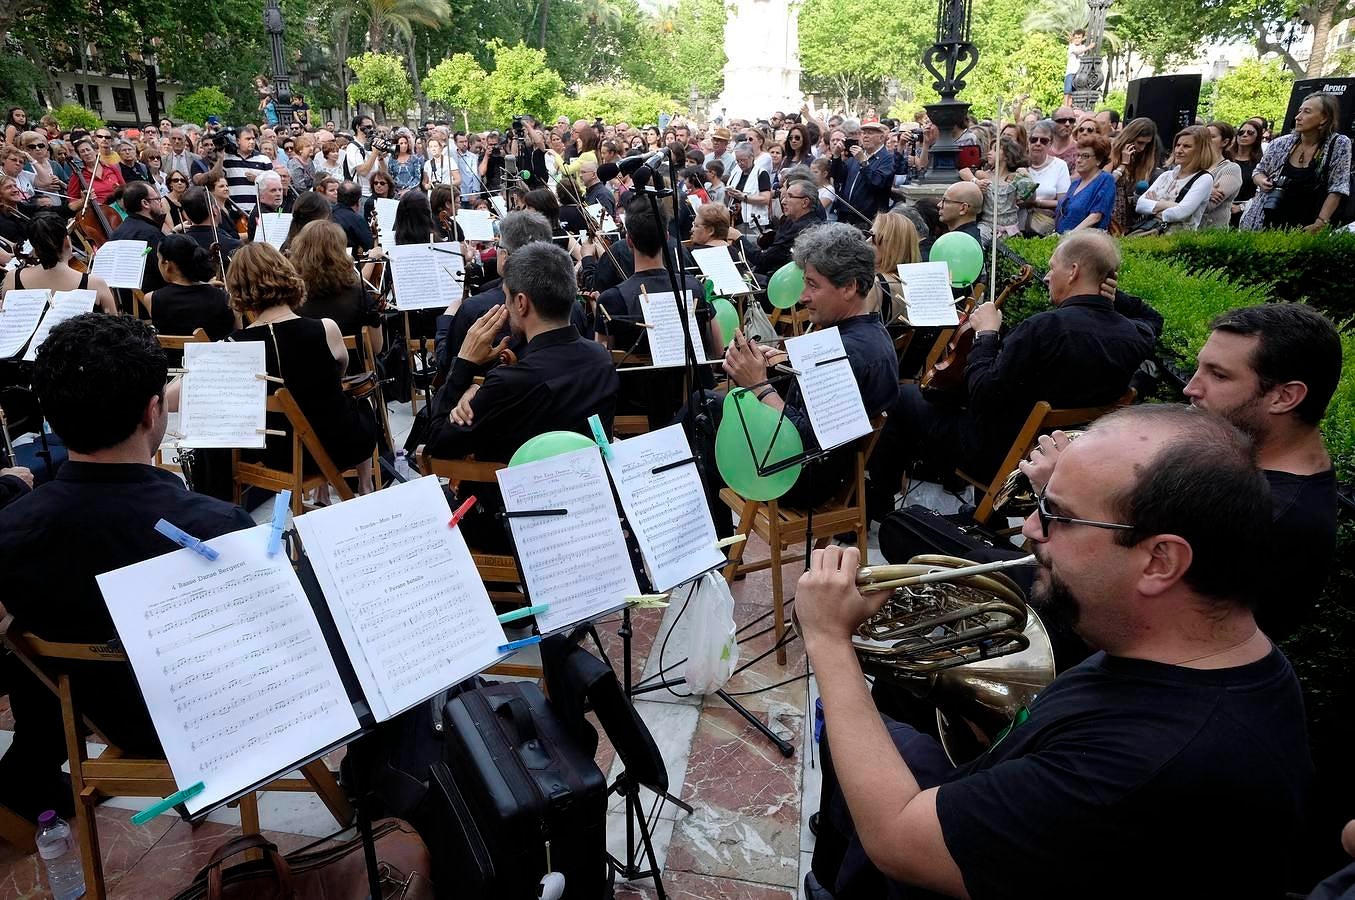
[800,405,1310,900]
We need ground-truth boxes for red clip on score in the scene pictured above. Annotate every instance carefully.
[448,495,477,528]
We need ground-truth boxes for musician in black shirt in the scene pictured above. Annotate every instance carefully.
[426,242,618,550]
[801,406,1311,900]
[0,315,254,821]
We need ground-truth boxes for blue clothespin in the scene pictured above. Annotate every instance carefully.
[131,781,205,825]
[497,634,543,655]
[588,414,611,460]
[155,519,219,561]
[266,491,291,557]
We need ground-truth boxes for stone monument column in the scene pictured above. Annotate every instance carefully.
[716,0,803,121]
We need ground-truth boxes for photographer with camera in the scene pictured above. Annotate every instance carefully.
[343,114,385,198]
[222,125,272,215]
[479,117,549,197]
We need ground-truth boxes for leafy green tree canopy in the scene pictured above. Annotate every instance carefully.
[170,87,233,127]
[552,81,679,127]
[1213,58,1294,127]
[52,103,104,132]
[347,51,414,122]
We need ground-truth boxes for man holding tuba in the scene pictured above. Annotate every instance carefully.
[800,405,1310,899]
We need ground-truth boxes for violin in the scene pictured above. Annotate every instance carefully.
[919,265,1034,398]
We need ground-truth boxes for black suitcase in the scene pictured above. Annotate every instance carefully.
[878,504,1015,565]
[427,681,608,900]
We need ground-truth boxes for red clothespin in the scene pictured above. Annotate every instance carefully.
[448,495,477,528]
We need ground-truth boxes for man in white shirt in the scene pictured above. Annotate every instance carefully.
[453,131,483,206]
[342,115,383,197]
[163,128,202,177]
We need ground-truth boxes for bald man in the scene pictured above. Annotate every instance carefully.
[580,159,615,216]
[937,181,984,243]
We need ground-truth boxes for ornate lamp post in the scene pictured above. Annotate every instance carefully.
[918,0,979,182]
[264,0,294,125]
[1070,0,1112,112]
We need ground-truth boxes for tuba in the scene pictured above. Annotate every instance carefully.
[800,553,1056,764]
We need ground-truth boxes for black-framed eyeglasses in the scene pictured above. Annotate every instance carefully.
[1055,117,1076,124]
[1036,490,1135,539]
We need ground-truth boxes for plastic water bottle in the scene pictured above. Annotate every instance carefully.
[35,811,85,899]
[393,449,415,482]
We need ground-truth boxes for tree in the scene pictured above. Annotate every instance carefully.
[621,0,726,99]
[362,0,449,51]
[422,51,488,119]
[1213,58,1294,126]
[52,102,103,132]
[799,0,933,109]
[552,81,678,125]
[347,51,414,122]
[477,41,565,126]
[170,86,233,126]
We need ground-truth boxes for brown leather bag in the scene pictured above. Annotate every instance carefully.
[171,818,433,900]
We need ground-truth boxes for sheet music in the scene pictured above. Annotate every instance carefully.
[498,446,639,634]
[294,476,509,722]
[586,203,619,234]
[688,195,703,217]
[489,195,508,217]
[897,262,959,326]
[23,290,95,362]
[90,240,149,289]
[257,212,293,252]
[374,197,399,249]
[178,342,267,449]
[96,525,360,817]
[456,209,496,242]
[0,290,49,358]
[639,290,708,368]
[785,326,871,450]
[386,243,465,311]
[604,425,725,591]
[692,246,748,297]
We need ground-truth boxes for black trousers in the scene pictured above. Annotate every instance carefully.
[0,650,73,822]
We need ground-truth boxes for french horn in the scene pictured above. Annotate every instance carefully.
[991,430,1085,516]
[798,553,1057,764]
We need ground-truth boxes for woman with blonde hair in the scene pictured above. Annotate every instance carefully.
[1133,125,1216,232]
[224,242,377,493]
[869,211,922,319]
[291,220,383,370]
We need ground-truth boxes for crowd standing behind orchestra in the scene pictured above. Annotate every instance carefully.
[0,91,1353,900]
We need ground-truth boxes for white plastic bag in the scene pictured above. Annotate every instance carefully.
[683,572,739,694]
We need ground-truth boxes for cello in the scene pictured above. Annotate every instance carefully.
[69,158,122,252]
[918,264,1034,398]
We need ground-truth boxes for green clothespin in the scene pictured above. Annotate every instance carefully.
[131,781,205,825]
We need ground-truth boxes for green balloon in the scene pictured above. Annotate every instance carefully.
[712,298,739,344]
[509,430,596,466]
[715,390,803,501]
[767,262,805,309]
[930,231,984,288]
[704,279,716,302]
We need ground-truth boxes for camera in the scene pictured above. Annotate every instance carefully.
[843,137,860,152]
[371,132,393,154]
[511,116,527,138]
[212,127,240,157]
[1261,175,1287,212]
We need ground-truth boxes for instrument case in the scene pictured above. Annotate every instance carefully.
[878,505,1016,567]
[423,681,608,900]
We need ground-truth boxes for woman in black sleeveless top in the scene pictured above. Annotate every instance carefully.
[224,242,377,492]
[1,211,118,314]
[290,219,383,373]
[144,233,236,341]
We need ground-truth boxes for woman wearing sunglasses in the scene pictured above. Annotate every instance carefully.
[1019,120,1069,236]
[1230,117,1265,226]
[162,171,192,232]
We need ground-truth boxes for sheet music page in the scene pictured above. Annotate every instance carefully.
[23,290,95,362]
[96,524,360,816]
[692,246,748,297]
[488,196,508,217]
[456,209,496,242]
[896,262,960,326]
[386,243,465,311]
[90,240,149,289]
[179,342,268,449]
[294,476,508,722]
[374,197,399,249]
[786,326,872,450]
[0,290,49,358]
[498,446,639,634]
[604,425,725,591]
[585,203,619,234]
[257,212,293,252]
[639,290,708,368]
[687,195,703,217]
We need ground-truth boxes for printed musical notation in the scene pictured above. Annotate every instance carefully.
[497,446,639,634]
[0,290,49,359]
[605,424,725,591]
[23,290,95,362]
[387,243,465,312]
[256,212,294,252]
[456,209,497,242]
[897,262,960,327]
[178,342,268,449]
[293,475,507,722]
[692,246,749,299]
[89,239,149,290]
[97,524,360,816]
[640,290,708,369]
[785,326,872,451]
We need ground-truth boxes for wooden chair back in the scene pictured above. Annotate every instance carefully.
[156,328,210,352]
[232,387,356,516]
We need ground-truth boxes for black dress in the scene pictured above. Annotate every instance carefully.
[1267,158,1325,229]
[229,317,377,473]
[150,283,235,341]
[297,281,381,374]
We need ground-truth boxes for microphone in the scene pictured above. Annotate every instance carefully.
[1135,180,1150,194]
[596,161,620,182]
[616,150,668,175]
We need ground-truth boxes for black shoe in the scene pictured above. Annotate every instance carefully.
[805,870,835,899]
[809,811,821,836]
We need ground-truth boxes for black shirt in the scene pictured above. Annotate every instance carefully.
[109,213,166,291]
[745,211,819,276]
[332,203,375,254]
[0,462,254,754]
[183,223,241,266]
[297,281,382,375]
[585,181,616,217]
[1258,467,1338,640]
[438,281,591,376]
[150,282,234,341]
[936,647,1311,900]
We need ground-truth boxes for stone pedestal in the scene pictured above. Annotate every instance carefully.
[716,0,802,121]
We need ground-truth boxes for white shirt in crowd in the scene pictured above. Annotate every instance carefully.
[1136,167,1215,231]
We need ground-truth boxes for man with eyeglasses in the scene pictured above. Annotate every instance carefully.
[830,120,894,229]
[1050,107,1080,168]
[869,229,1159,512]
[740,176,823,276]
[936,181,983,244]
[800,403,1310,900]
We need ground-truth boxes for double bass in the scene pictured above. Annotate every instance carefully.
[69,159,122,252]
[918,265,1034,398]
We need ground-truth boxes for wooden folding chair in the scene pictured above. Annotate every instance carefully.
[0,803,35,853]
[417,452,541,680]
[720,415,886,665]
[155,328,210,353]
[343,325,391,488]
[959,388,1137,527]
[0,616,351,900]
[232,387,357,516]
